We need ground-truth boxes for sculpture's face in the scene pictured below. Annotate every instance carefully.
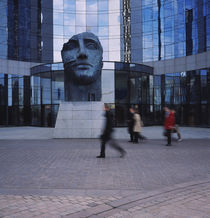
[62,32,103,85]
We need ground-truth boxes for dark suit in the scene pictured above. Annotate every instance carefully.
[128,111,134,142]
[99,110,125,157]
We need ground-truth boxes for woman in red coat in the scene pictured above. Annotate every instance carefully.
[164,107,175,146]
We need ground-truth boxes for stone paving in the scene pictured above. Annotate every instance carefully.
[0,137,210,217]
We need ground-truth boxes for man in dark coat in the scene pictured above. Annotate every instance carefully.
[128,107,134,142]
[97,104,126,158]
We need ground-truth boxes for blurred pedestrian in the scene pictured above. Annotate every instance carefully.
[127,107,134,142]
[133,107,146,143]
[163,107,175,146]
[97,104,126,158]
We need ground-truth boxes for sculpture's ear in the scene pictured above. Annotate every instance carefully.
[61,50,67,64]
[101,59,103,69]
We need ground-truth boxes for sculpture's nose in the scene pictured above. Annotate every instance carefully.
[77,40,87,59]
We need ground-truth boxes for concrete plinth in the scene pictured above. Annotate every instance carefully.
[54,101,105,138]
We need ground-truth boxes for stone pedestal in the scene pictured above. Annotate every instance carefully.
[54,101,105,138]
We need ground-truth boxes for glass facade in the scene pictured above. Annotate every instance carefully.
[0,0,210,128]
[0,0,53,63]
[29,62,153,127]
[2,0,210,64]
[140,0,210,62]
[1,64,209,127]
[53,0,121,62]
[0,73,31,126]
[160,69,210,126]
[0,0,7,59]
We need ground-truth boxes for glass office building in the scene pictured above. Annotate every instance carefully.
[29,62,153,127]
[0,0,210,127]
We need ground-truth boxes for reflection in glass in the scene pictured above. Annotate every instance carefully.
[108,0,120,61]
[54,12,64,25]
[52,71,64,104]
[98,0,108,11]
[76,0,86,33]
[115,71,128,104]
[54,25,64,36]
[64,0,75,11]
[130,78,141,104]
[64,13,75,26]
[8,75,12,106]
[41,73,51,105]
[86,0,97,34]
[31,76,40,105]
[53,0,63,11]
[0,0,7,59]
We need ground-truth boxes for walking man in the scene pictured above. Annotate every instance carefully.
[128,107,134,142]
[97,104,126,158]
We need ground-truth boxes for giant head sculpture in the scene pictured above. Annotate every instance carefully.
[61,32,103,101]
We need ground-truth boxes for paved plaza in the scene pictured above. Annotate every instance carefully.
[0,127,210,217]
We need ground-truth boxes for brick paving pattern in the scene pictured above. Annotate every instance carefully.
[0,138,209,217]
[0,194,121,217]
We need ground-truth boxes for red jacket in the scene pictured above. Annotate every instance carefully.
[164,112,175,130]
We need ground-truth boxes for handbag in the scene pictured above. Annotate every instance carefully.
[163,130,167,136]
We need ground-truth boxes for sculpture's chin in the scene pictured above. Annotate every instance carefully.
[73,74,97,85]
[64,64,101,85]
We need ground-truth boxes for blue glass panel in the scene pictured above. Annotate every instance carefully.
[143,48,153,61]
[54,25,64,36]
[207,35,210,50]
[164,2,174,17]
[54,0,63,11]
[98,13,108,26]
[86,0,98,30]
[153,46,158,60]
[164,44,174,59]
[54,12,63,25]
[0,43,7,58]
[165,30,174,45]
[64,25,75,37]
[98,0,108,11]
[186,0,192,9]
[142,7,153,21]
[207,1,210,15]
[64,13,75,25]
[143,21,152,33]
[64,0,75,11]
[164,17,173,29]
[142,0,153,7]
[178,0,185,14]
[143,34,153,48]
[87,13,98,29]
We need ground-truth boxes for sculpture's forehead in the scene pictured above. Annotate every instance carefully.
[71,33,98,42]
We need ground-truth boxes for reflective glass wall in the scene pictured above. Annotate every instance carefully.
[1,0,53,63]
[139,0,210,63]
[151,69,210,126]
[30,62,153,127]
[2,0,210,65]
[0,73,31,126]
[1,67,210,127]
[115,63,153,126]
[0,0,7,59]
[53,0,121,62]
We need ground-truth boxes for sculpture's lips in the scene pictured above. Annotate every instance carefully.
[69,62,92,70]
[72,62,93,67]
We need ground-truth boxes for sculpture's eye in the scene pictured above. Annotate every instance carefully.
[66,40,78,50]
[85,39,98,49]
